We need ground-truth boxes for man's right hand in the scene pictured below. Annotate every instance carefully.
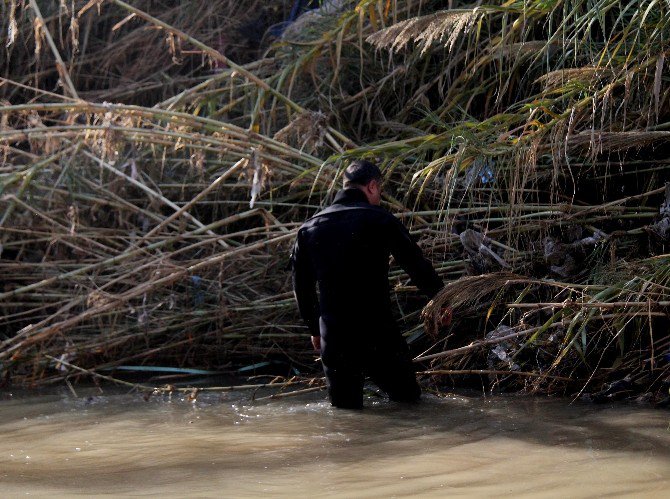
[311,336,321,352]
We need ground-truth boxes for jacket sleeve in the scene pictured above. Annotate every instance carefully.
[291,229,320,337]
[387,216,443,299]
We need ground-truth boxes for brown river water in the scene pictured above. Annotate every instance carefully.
[1,386,669,498]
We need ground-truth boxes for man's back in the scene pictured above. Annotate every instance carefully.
[297,188,395,322]
[292,188,442,354]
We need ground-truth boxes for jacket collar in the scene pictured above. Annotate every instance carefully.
[332,188,369,206]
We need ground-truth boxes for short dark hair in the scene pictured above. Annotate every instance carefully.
[343,159,382,188]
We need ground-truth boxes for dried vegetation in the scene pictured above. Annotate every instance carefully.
[1,0,669,403]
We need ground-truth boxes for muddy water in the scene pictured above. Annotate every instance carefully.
[1,387,669,498]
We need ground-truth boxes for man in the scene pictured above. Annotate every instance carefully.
[291,160,443,409]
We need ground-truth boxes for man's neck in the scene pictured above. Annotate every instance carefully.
[333,188,370,205]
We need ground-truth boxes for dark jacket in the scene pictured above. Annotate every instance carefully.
[291,188,442,365]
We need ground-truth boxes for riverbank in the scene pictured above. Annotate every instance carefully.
[1,1,669,399]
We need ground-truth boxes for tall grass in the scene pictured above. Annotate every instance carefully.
[0,0,669,402]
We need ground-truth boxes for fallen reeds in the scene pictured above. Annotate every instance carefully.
[1,0,669,404]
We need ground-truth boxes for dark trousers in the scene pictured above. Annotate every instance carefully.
[322,350,421,409]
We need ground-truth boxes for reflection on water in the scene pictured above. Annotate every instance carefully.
[1,387,669,497]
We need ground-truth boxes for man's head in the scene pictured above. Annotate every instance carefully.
[343,159,383,206]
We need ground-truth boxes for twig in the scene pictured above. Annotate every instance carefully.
[139,158,247,242]
[81,149,228,246]
[419,369,574,382]
[43,354,155,391]
[253,386,326,401]
[507,301,670,309]
[28,0,80,100]
[413,323,564,362]
[45,354,320,394]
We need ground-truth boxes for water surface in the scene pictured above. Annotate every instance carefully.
[1,387,669,497]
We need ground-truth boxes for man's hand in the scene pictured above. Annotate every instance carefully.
[440,306,453,327]
[311,335,321,352]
